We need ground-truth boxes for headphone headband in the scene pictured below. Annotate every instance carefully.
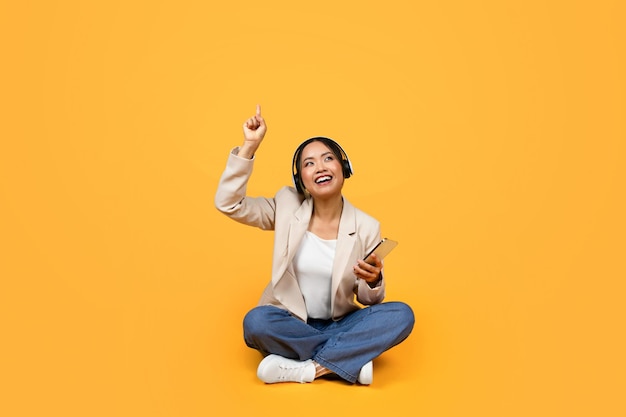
[291,136,353,194]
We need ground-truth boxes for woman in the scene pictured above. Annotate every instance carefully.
[214,105,414,384]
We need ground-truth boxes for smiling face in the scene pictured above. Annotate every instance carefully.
[299,140,345,199]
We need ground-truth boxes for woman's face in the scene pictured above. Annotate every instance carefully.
[299,140,344,199]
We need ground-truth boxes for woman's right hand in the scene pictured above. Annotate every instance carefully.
[239,104,267,159]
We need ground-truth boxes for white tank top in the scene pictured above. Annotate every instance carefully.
[293,231,336,319]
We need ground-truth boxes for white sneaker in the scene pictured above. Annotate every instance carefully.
[257,354,316,384]
[357,361,373,385]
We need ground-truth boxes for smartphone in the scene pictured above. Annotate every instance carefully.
[363,238,398,264]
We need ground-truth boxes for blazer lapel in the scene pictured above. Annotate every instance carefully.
[330,198,357,309]
[272,197,312,286]
[287,198,313,265]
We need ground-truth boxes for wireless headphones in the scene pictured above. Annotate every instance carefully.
[291,136,353,194]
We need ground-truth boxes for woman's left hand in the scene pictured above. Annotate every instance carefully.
[353,253,383,285]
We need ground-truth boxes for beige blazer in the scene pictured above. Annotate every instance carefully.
[215,148,386,321]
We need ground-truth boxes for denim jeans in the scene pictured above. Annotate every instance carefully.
[243,302,415,383]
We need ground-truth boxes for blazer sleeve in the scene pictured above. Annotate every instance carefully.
[214,147,277,230]
[355,275,385,304]
[354,218,386,305]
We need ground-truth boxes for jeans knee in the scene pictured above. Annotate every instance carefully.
[390,301,415,335]
[243,306,266,337]
[243,305,286,340]
[399,302,415,323]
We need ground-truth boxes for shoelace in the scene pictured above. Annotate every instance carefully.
[276,362,311,382]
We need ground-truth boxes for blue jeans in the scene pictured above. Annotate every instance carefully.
[243,302,415,383]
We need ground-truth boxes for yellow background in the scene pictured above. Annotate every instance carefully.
[1,1,625,416]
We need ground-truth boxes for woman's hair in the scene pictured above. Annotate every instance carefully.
[291,136,353,194]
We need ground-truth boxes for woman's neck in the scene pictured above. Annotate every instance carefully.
[308,196,343,239]
[312,195,343,220]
